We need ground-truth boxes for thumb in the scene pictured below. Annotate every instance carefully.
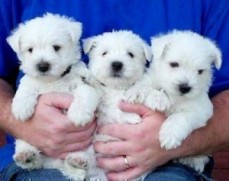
[41,92,74,109]
[119,101,151,117]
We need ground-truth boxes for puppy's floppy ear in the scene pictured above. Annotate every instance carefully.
[82,37,97,54]
[67,21,82,43]
[151,35,171,60]
[142,43,153,63]
[6,26,24,53]
[207,40,222,70]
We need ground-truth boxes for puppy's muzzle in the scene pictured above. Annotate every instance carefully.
[37,61,50,73]
[179,83,192,94]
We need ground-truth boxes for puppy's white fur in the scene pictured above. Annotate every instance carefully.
[131,30,221,172]
[7,13,100,180]
[85,30,152,124]
[79,30,152,180]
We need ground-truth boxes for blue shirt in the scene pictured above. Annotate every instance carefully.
[0,0,229,171]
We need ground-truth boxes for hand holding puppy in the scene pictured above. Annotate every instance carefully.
[20,92,96,159]
[94,102,169,181]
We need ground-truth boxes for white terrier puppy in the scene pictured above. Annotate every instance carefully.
[84,30,152,125]
[80,30,152,180]
[7,13,100,180]
[138,30,222,172]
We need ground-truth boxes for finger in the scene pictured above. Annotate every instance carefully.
[97,155,135,172]
[53,117,96,134]
[119,102,151,117]
[56,152,69,160]
[69,116,97,130]
[94,141,131,156]
[62,138,92,152]
[97,123,137,140]
[62,119,97,133]
[62,126,95,144]
[50,138,92,158]
[107,166,145,181]
[41,92,74,109]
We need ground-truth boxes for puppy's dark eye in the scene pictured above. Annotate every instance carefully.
[28,48,33,53]
[170,62,179,68]
[198,69,204,75]
[53,45,61,52]
[127,52,134,58]
[102,51,107,56]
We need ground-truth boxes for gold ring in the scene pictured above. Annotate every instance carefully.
[123,156,130,169]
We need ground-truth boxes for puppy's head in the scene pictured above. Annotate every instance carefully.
[151,30,222,98]
[83,30,152,89]
[7,13,82,81]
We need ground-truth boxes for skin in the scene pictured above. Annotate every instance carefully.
[1,78,229,180]
[94,90,229,180]
[0,79,96,159]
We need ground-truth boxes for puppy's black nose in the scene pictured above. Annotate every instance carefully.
[111,61,123,72]
[37,62,50,73]
[179,83,191,94]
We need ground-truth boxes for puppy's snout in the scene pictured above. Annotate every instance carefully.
[111,61,123,72]
[179,83,192,94]
[37,61,50,73]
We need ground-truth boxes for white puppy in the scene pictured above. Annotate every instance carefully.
[140,30,221,172]
[7,13,100,180]
[81,30,152,180]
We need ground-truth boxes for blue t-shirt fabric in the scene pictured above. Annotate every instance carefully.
[0,0,229,172]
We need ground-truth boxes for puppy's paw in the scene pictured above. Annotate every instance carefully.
[65,152,89,171]
[159,118,189,150]
[83,74,100,87]
[191,156,209,173]
[67,106,93,127]
[63,153,87,181]
[66,156,88,170]
[14,150,42,169]
[177,156,209,172]
[145,90,170,111]
[87,175,106,181]
[86,170,107,181]
[125,88,147,104]
[12,101,34,121]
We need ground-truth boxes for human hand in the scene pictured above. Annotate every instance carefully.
[94,102,172,180]
[18,92,96,159]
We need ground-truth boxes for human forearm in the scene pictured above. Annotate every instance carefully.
[0,79,19,134]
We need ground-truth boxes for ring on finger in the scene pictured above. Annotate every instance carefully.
[123,155,130,169]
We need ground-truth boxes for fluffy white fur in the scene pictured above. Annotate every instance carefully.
[129,30,222,172]
[72,30,152,181]
[7,13,100,180]
[85,30,152,125]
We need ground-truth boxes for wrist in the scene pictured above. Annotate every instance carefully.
[0,95,27,139]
